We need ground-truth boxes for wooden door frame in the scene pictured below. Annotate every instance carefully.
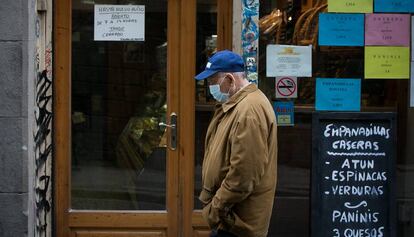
[54,0,185,236]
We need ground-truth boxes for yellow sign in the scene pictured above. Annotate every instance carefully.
[365,47,410,79]
[328,0,373,13]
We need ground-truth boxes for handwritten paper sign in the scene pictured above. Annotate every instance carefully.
[365,14,410,46]
[374,0,414,13]
[94,5,145,41]
[312,113,396,237]
[273,101,294,126]
[316,78,361,111]
[365,46,409,79]
[319,13,364,46]
[328,0,373,13]
[266,45,312,77]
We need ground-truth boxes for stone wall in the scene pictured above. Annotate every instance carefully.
[0,0,29,236]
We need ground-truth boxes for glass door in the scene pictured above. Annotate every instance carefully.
[55,0,191,236]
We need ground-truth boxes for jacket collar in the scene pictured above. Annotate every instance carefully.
[221,83,257,113]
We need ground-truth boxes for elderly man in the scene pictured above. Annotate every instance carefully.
[195,50,278,237]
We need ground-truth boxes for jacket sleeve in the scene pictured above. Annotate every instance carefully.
[212,115,269,211]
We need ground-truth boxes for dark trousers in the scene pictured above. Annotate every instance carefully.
[210,229,238,237]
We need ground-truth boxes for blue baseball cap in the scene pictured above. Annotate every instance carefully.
[194,50,245,80]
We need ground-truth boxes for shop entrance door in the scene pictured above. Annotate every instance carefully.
[54,0,204,236]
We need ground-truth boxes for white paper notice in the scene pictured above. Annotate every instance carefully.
[266,44,312,77]
[411,62,414,107]
[94,5,145,41]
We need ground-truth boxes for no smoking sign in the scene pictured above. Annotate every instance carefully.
[276,76,297,99]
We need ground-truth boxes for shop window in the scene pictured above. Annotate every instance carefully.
[259,1,412,236]
[194,0,414,236]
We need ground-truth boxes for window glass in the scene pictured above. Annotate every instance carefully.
[192,1,413,236]
[259,1,412,236]
[71,0,168,210]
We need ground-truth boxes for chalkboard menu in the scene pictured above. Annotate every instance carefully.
[312,113,396,237]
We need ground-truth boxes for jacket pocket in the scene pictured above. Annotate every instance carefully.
[228,211,251,236]
[202,202,220,229]
[220,209,236,230]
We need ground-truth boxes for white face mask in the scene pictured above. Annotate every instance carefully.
[209,84,229,103]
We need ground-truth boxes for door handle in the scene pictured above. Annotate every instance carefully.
[159,112,177,150]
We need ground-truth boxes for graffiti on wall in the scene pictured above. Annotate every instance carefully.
[34,1,53,235]
[34,69,52,236]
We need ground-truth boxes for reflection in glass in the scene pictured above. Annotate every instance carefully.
[71,0,168,210]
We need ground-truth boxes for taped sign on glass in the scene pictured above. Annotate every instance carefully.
[365,46,410,79]
[266,44,312,77]
[94,5,145,41]
[374,0,414,13]
[365,14,410,46]
[273,101,294,126]
[315,78,361,111]
[275,76,297,98]
[328,0,373,13]
[319,13,364,46]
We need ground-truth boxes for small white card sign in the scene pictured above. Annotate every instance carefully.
[94,5,145,41]
[266,44,312,77]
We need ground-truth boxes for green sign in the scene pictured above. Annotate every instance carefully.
[328,0,373,13]
[365,46,410,79]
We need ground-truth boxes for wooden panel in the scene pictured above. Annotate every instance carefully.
[191,211,208,227]
[54,0,72,236]
[217,0,233,50]
[193,229,210,237]
[180,0,196,236]
[191,212,210,237]
[166,0,181,236]
[74,230,166,237]
[69,212,168,228]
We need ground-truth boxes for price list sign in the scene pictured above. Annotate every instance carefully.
[312,113,396,237]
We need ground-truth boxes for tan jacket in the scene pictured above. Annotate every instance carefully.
[199,84,278,237]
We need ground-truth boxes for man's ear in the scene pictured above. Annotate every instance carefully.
[226,73,236,85]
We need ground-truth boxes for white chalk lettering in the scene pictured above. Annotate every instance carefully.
[343,227,384,237]
[332,140,379,151]
[331,171,387,182]
[324,124,390,139]
[331,185,384,196]
[332,209,379,223]
[341,159,375,169]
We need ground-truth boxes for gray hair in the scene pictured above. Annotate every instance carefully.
[217,71,246,80]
